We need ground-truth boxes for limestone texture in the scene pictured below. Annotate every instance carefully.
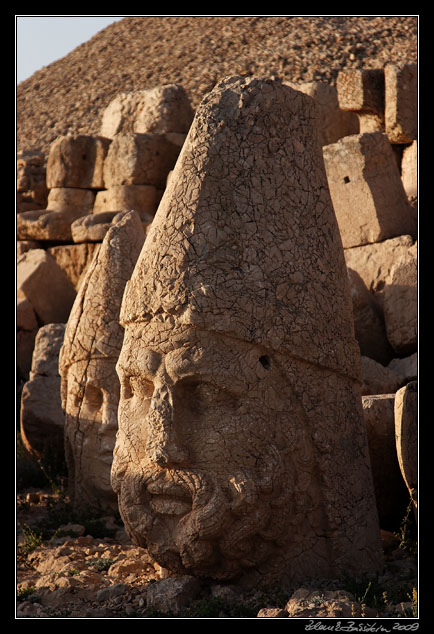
[362,394,410,529]
[48,243,101,291]
[111,76,383,587]
[284,80,359,146]
[100,84,194,138]
[93,185,158,216]
[383,243,417,355]
[71,211,153,244]
[394,381,418,517]
[59,210,145,512]
[103,133,184,189]
[401,140,417,199]
[20,323,66,460]
[336,68,385,134]
[384,63,417,144]
[323,132,415,248]
[46,135,111,189]
[17,249,76,325]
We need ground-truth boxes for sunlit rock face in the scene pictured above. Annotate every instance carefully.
[111,76,383,586]
[59,210,145,512]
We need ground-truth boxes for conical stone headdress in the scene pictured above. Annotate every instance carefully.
[120,76,361,382]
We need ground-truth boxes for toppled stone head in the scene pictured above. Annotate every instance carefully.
[59,210,145,511]
[111,76,383,585]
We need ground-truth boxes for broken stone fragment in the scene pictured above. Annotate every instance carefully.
[360,356,403,396]
[71,210,153,243]
[20,323,66,460]
[383,243,417,355]
[99,84,194,138]
[384,63,417,144]
[394,381,418,518]
[93,184,158,215]
[102,133,184,189]
[401,140,417,199]
[336,68,385,133]
[17,249,76,324]
[323,132,416,248]
[285,79,359,146]
[46,135,111,189]
[363,394,410,529]
[347,267,394,365]
[48,243,101,291]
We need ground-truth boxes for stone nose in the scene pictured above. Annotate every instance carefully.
[145,383,189,467]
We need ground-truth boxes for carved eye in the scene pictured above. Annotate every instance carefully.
[83,383,103,411]
[121,375,154,400]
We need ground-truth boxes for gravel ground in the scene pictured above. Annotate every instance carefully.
[17,15,418,155]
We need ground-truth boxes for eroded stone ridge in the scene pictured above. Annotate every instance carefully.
[59,210,145,512]
[111,76,383,586]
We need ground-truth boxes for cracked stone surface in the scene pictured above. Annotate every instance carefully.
[111,76,383,587]
[59,210,145,512]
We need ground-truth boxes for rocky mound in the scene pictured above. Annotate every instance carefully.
[17,16,417,155]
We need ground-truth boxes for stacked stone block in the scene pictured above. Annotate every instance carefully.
[336,63,417,197]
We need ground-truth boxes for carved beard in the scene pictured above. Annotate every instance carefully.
[115,446,294,580]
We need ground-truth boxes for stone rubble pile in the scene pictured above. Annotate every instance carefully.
[16,68,417,617]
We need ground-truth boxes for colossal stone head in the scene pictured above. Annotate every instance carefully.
[59,210,145,511]
[111,77,383,585]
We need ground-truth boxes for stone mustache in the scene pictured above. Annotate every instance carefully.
[111,76,383,586]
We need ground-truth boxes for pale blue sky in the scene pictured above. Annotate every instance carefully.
[16,16,126,84]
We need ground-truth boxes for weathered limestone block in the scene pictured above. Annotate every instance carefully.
[71,210,153,243]
[394,382,418,517]
[48,243,100,290]
[100,84,194,138]
[384,63,417,144]
[93,185,158,215]
[17,150,48,212]
[17,188,95,242]
[383,243,417,355]
[17,241,41,258]
[323,132,416,248]
[344,235,415,303]
[388,353,417,385]
[17,249,76,324]
[361,356,402,396]
[363,394,410,529]
[59,210,145,512]
[401,140,417,199]
[17,297,39,379]
[20,323,66,460]
[336,68,385,133]
[102,133,183,189]
[347,267,394,365]
[46,135,111,189]
[46,187,96,213]
[145,576,202,615]
[285,80,359,146]
[112,76,383,587]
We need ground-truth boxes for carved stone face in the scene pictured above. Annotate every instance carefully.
[112,325,323,581]
[64,358,120,508]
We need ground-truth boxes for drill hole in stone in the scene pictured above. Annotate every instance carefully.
[259,355,271,370]
[343,175,350,184]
